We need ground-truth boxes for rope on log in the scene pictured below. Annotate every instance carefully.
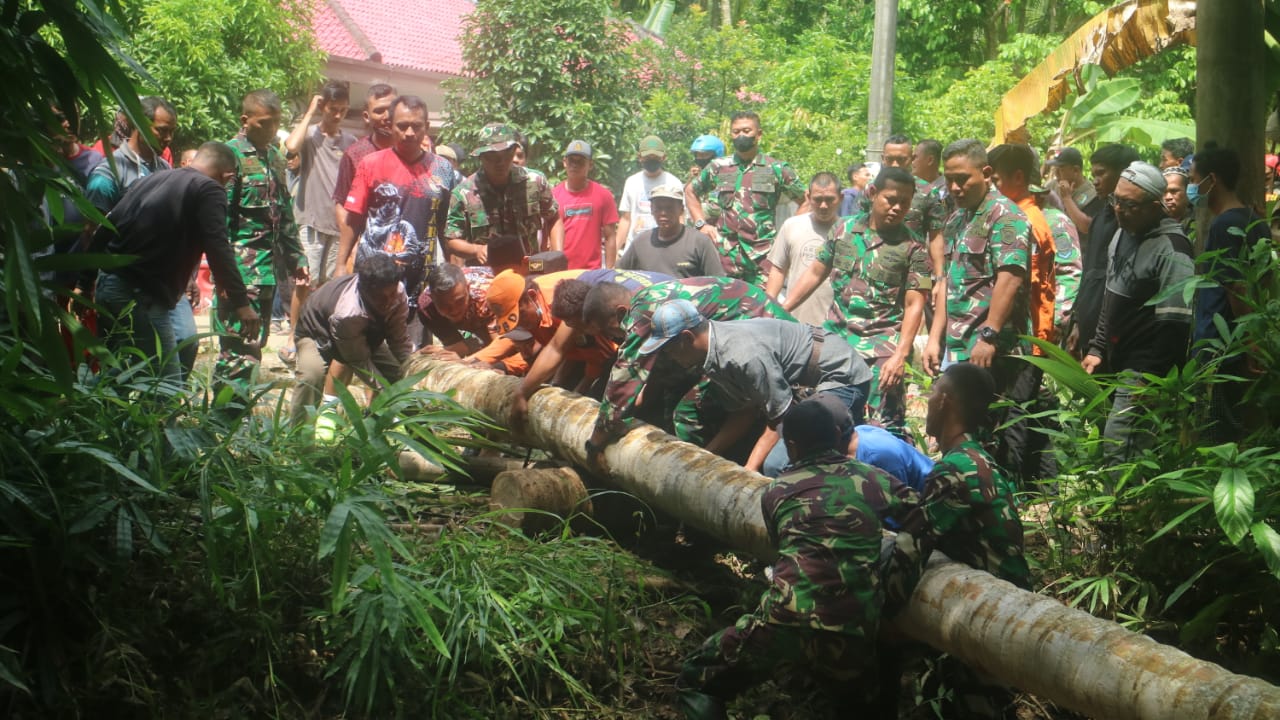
[405,357,1280,720]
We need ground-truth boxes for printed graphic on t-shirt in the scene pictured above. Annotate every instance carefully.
[564,204,594,219]
[358,182,422,264]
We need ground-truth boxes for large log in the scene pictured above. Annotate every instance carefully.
[405,357,1280,720]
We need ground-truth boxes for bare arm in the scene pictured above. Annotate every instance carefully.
[336,211,363,276]
[704,409,758,457]
[603,222,618,268]
[285,95,322,155]
[547,218,564,252]
[614,212,631,257]
[744,425,780,473]
[765,264,786,299]
[1059,183,1093,237]
[781,260,831,312]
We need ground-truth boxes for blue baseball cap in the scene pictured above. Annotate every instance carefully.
[638,299,705,355]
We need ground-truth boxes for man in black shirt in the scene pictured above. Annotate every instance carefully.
[1190,143,1270,442]
[1067,144,1139,360]
[1081,162,1193,470]
[90,142,259,381]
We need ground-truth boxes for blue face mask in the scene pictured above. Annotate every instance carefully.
[1186,176,1211,208]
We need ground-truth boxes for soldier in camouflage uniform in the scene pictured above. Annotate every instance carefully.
[213,89,307,385]
[922,139,1031,377]
[885,362,1028,720]
[581,277,794,460]
[783,168,932,434]
[1033,184,1082,337]
[684,111,806,286]
[444,123,562,262]
[676,398,919,720]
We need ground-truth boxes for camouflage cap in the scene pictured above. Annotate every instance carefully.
[637,135,666,158]
[473,123,518,156]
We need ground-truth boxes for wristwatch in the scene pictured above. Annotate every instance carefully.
[977,326,1000,344]
[694,219,707,230]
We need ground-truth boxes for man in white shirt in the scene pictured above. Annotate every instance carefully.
[765,172,839,326]
[615,135,681,255]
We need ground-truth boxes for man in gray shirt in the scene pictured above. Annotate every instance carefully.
[765,172,839,325]
[616,183,724,278]
[282,80,358,362]
[641,299,872,476]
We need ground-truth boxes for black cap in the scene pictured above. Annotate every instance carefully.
[1046,147,1083,167]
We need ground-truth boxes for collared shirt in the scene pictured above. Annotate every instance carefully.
[225,133,304,286]
[855,175,948,243]
[1043,206,1082,328]
[816,213,932,359]
[595,277,794,439]
[703,318,872,423]
[445,166,559,255]
[760,452,917,635]
[690,152,806,279]
[890,435,1030,590]
[295,273,410,371]
[416,266,496,349]
[942,184,1030,360]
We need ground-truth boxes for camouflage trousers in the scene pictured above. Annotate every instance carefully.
[865,357,908,437]
[677,612,878,714]
[211,283,275,391]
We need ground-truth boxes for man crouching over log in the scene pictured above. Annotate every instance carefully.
[676,398,920,719]
[639,300,872,477]
[581,277,795,465]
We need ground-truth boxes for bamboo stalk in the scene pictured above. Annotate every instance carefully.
[405,357,1280,719]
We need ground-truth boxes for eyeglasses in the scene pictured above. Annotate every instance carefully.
[1107,195,1157,212]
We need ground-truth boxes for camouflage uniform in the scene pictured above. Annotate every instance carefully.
[942,185,1031,361]
[857,175,948,244]
[690,153,805,285]
[593,277,794,445]
[888,435,1029,589]
[678,453,920,714]
[1043,206,1082,332]
[444,165,558,257]
[213,133,304,382]
[817,213,932,430]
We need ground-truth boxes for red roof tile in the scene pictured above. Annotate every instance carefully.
[312,0,471,76]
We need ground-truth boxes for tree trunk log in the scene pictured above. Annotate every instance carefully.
[405,357,1280,719]
[490,467,592,534]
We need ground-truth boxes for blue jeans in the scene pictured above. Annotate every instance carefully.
[761,381,871,478]
[96,272,181,384]
[169,297,198,380]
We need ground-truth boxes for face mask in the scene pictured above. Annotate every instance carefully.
[1187,176,1212,208]
[641,158,663,173]
[694,157,713,169]
[732,135,757,153]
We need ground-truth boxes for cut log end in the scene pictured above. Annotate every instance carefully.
[490,467,594,535]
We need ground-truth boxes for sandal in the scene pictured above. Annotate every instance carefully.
[277,346,297,367]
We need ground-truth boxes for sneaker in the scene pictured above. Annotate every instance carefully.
[315,406,341,444]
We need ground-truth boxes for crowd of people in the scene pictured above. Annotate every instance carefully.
[57,78,1271,718]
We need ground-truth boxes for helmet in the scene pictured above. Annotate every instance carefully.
[689,134,725,158]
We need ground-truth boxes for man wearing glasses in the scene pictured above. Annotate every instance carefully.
[1081,162,1194,470]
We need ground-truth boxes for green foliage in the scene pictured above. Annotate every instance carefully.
[1026,238,1280,677]
[443,0,641,188]
[120,0,324,148]
[1053,64,1194,156]
[904,57,1022,147]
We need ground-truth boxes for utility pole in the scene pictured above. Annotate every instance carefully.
[866,0,899,161]
[1195,0,1264,253]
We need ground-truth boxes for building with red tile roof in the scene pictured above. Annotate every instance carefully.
[311,0,472,128]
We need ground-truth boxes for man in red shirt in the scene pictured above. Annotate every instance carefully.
[553,140,619,270]
[339,95,456,320]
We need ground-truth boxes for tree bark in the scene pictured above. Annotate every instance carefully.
[1195,0,1265,252]
[490,467,592,534]
[406,358,1280,719]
